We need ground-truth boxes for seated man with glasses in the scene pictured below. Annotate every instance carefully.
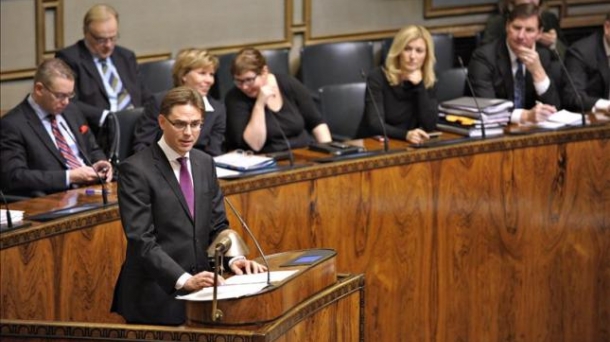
[224,47,332,153]
[0,58,112,198]
[55,4,151,139]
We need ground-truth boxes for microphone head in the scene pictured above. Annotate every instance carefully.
[207,229,250,257]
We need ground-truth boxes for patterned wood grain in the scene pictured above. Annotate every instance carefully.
[1,126,608,341]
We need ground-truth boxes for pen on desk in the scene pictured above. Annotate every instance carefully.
[85,189,110,195]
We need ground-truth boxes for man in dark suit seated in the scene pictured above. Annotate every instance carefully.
[111,86,265,326]
[468,3,560,124]
[563,12,610,115]
[0,58,113,198]
[55,4,151,136]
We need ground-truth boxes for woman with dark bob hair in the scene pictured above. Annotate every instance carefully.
[224,47,331,153]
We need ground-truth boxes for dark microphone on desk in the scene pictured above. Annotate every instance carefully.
[223,197,272,287]
[0,190,13,230]
[268,111,295,167]
[360,69,389,152]
[59,121,109,206]
[457,56,486,139]
[552,48,587,126]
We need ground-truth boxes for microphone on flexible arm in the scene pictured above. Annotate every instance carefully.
[223,197,272,288]
[59,121,109,206]
[551,48,587,126]
[268,111,295,167]
[360,69,389,152]
[0,190,13,230]
[457,56,486,139]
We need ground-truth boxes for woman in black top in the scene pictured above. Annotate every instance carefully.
[225,47,331,153]
[364,25,438,144]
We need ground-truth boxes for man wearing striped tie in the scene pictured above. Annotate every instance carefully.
[56,4,151,137]
[0,59,113,198]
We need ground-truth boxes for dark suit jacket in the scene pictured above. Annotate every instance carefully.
[0,97,106,197]
[468,39,561,110]
[55,40,151,131]
[132,92,226,156]
[564,30,610,111]
[111,143,229,325]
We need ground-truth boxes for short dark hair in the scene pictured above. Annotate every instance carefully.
[160,86,205,118]
[507,4,543,29]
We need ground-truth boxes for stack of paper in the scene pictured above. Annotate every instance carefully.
[437,97,513,137]
[214,151,276,171]
[1,209,24,226]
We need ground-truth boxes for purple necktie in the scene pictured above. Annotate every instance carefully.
[177,157,194,218]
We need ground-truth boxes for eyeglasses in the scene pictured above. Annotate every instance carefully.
[88,32,119,45]
[233,74,258,87]
[165,117,204,131]
[41,83,75,101]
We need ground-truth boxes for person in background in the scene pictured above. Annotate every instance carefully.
[363,25,438,145]
[563,12,610,115]
[0,58,112,198]
[56,4,151,137]
[468,4,560,124]
[481,0,567,57]
[132,48,226,156]
[111,86,265,325]
[224,47,332,153]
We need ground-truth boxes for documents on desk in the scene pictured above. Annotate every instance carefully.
[176,270,298,301]
[532,110,584,129]
[437,97,513,137]
[1,209,24,226]
[214,150,277,171]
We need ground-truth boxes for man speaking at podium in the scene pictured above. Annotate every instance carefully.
[111,86,265,325]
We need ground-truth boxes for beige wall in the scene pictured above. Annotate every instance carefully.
[2,0,609,110]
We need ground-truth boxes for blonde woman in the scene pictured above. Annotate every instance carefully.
[133,48,226,156]
[364,25,438,144]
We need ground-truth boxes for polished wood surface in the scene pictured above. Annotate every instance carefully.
[2,124,610,341]
[0,273,364,342]
[186,249,338,325]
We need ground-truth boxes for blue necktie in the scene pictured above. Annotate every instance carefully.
[514,60,525,109]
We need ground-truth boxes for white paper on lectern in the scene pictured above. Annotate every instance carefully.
[176,270,298,301]
[226,270,298,285]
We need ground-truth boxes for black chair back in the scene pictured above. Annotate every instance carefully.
[436,67,467,103]
[139,59,175,94]
[109,107,145,164]
[318,82,367,141]
[300,41,374,93]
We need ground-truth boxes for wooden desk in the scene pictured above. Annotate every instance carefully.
[2,124,610,342]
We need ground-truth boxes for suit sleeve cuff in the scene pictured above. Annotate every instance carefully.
[511,109,525,124]
[593,99,610,113]
[228,255,245,268]
[175,272,192,290]
[534,76,550,96]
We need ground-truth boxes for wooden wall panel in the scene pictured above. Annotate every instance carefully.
[1,128,608,341]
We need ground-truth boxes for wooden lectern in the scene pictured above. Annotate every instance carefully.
[187,249,340,325]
